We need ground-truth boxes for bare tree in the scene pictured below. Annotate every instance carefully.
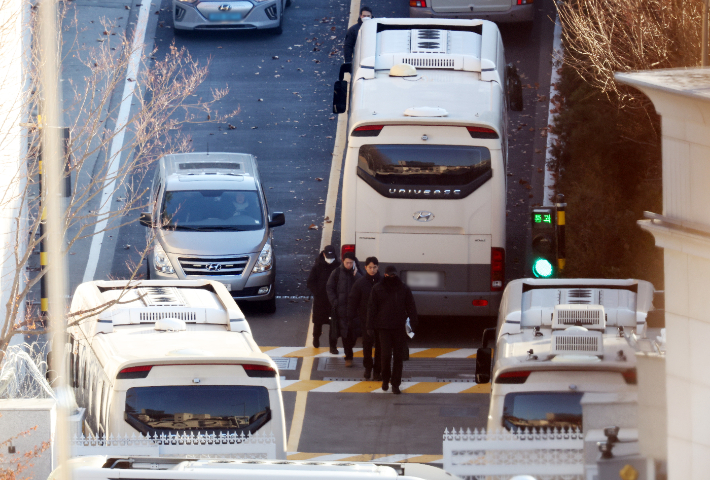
[557,0,704,105]
[0,2,237,358]
[0,416,50,480]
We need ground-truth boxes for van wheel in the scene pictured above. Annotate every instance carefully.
[261,297,276,314]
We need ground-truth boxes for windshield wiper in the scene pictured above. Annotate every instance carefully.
[168,225,203,231]
[193,226,250,231]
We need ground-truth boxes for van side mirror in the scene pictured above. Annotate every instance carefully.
[476,348,492,384]
[268,212,285,228]
[139,212,153,228]
[333,80,348,114]
[506,63,523,112]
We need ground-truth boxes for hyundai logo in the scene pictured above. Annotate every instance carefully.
[207,263,222,272]
[218,4,231,11]
[413,211,434,222]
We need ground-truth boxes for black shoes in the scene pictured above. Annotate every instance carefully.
[392,385,401,395]
[329,347,339,355]
[364,369,372,380]
[381,381,389,391]
[373,372,382,382]
[313,337,320,349]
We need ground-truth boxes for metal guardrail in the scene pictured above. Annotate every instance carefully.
[442,428,584,479]
[71,431,280,460]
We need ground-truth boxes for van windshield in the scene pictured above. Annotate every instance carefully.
[502,392,583,432]
[358,144,492,199]
[161,190,263,231]
[125,385,271,435]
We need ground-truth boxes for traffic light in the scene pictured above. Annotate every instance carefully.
[531,207,557,278]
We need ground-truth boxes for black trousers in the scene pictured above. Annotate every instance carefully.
[378,328,405,387]
[313,323,337,349]
[363,329,380,374]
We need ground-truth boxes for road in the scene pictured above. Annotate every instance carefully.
[101,0,559,461]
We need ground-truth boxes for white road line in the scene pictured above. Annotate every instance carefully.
[429,382,474,394]
[310,381,355,393]
[82,0,153,282]
[543,13,562,207]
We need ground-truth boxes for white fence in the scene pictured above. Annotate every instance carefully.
[71,431,281,460]
[443,428,584,480]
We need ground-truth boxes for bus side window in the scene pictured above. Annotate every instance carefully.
[94,379,103,434]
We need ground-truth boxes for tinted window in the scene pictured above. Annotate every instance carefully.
[125,386,271,435]
[358,145,492,199]
[502,392,583,431]
[161,190,263,231]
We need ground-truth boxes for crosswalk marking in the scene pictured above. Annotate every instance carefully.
[280,379,490,394]
[262,346,477,359]
[286,453,444,464]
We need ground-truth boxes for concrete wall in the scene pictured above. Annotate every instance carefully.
[0,399,56,480]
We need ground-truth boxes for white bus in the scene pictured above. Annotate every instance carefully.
[475,278,656,432]
[66,280,286,458]
[333,18,522,317]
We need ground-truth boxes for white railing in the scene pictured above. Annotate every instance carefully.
[71,431,281,460]
[443,428,584,480]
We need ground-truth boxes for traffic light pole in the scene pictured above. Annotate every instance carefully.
[556,194,566,272]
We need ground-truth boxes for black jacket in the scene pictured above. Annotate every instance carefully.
[366,276,418,332]
[347,272,382,324]
[326,264,362,336]
[343,21,362,63]
[307,255,340,325]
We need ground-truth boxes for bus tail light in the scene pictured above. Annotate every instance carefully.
[517,0,533,4]
[467,126,499,139]
[622,369,637,385]
[491,247,505,292]
[243,364,277,378]
[472,299,489,307]
[352,125,384,137]
[117,365,153,379]
[410,0,427,6]
[495,370,531,384]
[341,244,355,259]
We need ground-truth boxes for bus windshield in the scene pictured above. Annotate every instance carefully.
[125,385,271,435]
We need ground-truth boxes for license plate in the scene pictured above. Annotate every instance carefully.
[221,282,232,291]
[209,12,242,21]
[406,271,440,288]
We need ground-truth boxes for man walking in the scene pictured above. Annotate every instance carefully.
[343,6,372,63]
[326,252,362,367]
[366,266,417,394]
[347,256,382,381]
[307,245,340,352]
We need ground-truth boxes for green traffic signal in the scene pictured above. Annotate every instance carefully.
[532,257,554,278]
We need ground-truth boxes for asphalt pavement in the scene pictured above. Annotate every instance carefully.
[60,0,559,462]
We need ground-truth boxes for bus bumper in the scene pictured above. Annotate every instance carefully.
[412,290,502,317]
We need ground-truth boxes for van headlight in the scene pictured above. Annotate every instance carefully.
[153,243,175,274]
[252,241,273,273]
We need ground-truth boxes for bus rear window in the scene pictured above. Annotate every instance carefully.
[125,385,270,435]
[357,145,492,199]
[502,392,583,432]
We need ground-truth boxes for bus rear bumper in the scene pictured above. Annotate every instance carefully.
[413,290,502,317]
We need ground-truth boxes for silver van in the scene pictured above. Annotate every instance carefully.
[409,0,534,23]
[140,152,285,312]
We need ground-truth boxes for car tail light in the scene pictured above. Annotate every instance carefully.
[352,125,384,137]
[472,299,489,307]
[491,247,505,291]
[243,364,277,378]
[517,0,533,4]
[495,370,531,384]
[341,244,355,259]
[410,0,427,6]
[117,365,153,379]
[622,369,637,385]
[467,126,499,139]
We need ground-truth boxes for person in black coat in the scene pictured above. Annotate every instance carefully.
[307,245,340,352]
[348,256,382,381]
[366,265,418,394]
[326,251,362,366]
[343,6,372,63]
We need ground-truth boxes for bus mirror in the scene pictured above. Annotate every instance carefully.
[333,80,348,114]
[339,62,352,81]
[481,327,496,348]
[476,348,492,384]
[506,63,523,112]
[139,212,153,228]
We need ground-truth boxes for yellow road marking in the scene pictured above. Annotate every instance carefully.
[283,379,329,392]
[409,348,460,358]
[284,347,328,357]
[341,381,383,393]
[339,454,392,462]
[460,383,492,394]
[260,346,279,353]
[402,382,446,394]
[403,455,445,464]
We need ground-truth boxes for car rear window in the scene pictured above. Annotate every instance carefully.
[125,385,270,435]
[502,392,583,432]
[357,144,492,199]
